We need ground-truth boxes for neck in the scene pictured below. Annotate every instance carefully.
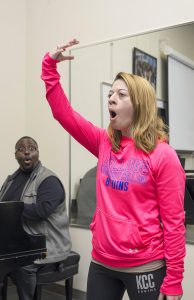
[121,128,131,137]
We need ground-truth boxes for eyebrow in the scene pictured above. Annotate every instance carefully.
[109,88,128,93]
[15,143,37,149]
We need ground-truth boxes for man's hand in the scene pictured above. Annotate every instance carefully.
[49,39,79,61]
[158,292,182,300]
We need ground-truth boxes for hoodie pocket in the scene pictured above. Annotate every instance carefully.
[90,209,145,257]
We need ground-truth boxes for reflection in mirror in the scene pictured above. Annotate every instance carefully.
[69,22,194,229]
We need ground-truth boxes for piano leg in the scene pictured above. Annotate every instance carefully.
[0,279,7,300]
[0,251,46,300]
[2,284,7,300]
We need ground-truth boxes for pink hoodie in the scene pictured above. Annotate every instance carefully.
[41,53,186,296]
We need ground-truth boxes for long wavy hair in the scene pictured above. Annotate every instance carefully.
[108,72,168,153]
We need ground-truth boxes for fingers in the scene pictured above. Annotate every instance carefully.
[49,39,79,61]
[61,55,75,61]
[158,293,164,300]
[159,295,182,300]
[57,39,79,51]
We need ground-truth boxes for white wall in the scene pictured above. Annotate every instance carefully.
[1,0,194,298]
[0,0,26,184]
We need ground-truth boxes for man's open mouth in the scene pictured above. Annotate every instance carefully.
[24,158,31,164]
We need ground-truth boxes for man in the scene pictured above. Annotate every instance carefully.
[0,136,71,300]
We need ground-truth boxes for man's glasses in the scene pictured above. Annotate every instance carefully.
[15,146,38,153]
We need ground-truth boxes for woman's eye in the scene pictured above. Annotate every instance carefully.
[108,93,112,99]
[119,93,125,97]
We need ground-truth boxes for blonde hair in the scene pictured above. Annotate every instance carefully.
[108,72,168,153]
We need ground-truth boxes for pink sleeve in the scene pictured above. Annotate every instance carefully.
[155,146,186,295]
[41,53,104,157]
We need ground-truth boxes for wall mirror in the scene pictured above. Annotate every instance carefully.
[69,22,194,229]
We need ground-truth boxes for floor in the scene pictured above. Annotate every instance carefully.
[6,284,86,300]
[7,286,62,300]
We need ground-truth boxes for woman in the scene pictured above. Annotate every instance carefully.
[41,39,186,300]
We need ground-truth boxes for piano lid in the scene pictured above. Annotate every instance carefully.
[0,201,46,259]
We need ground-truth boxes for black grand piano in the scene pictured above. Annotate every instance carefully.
[0,201,46,299]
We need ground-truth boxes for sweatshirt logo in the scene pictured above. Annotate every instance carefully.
[136,273,156,294]
[102,156,149,191]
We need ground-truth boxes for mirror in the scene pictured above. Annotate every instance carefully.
[69,22,194,229]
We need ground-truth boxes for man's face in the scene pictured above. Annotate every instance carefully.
[15,138,39,173]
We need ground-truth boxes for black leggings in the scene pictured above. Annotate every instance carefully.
[87,262,166,300]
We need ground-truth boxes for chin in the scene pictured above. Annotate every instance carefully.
[22,166,33,173]
[111,123,121,130]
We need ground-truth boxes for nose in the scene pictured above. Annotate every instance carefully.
[24,147,30,154]
[108,93,117,105]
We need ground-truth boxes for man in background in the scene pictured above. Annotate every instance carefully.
[0,136,71,300]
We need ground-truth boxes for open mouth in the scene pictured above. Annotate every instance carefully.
[109,110,117,119]
[24,158,31,164]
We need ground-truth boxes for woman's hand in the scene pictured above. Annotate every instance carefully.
[158,292,182,300]
[49,39,79,61]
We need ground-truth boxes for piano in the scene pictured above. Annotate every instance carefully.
[0,201,46,299]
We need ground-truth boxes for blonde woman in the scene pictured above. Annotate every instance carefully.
[41,39,185,300]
